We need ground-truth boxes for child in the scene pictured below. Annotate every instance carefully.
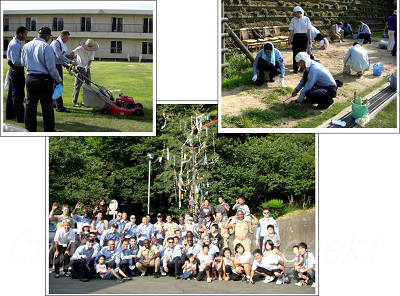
[212,252,224,280]
[209,224,223,250]
[263,225,281,250]
[222,248,234,281]
[197,245,213,283]
[182,254,197,280]
[95,255,131,282]
[232,197,253,232]
[287,245,304,266]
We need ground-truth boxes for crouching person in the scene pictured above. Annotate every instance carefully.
[116,239,135,277]
[291,52,337,109]
[252,42,285,87]
[53,220,75,278]
[70,239,96,282]
[96,255,132,282]
[343,42,369,77]
[293,242,316,287]
[196,245,213,283]
[136,239,161,278]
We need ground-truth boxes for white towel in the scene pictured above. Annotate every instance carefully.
[56,36,68,53]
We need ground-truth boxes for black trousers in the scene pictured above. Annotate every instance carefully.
[292,33,308,72]
[173,256,184,275]
[392,30,397,56]
[293,268,315,284]
[54,246,71,274]
[224,265,242,281]
[119,260,131,276]
[303,86,337,106]
[53,64,65,111]
[165,261,176,276]
[343,31,352,37]
[196,266,211,281]
[70,259,92,280]
[6,66,25,122]
[358,33,371,44]
[106,260,117,269]
[25,74,55,132]
[256,58,281,84]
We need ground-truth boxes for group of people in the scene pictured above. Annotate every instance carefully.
[251,5,397,110]
[49,197,315,287]
[6,26,99,132]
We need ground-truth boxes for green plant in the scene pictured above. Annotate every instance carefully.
[258,199,285,218]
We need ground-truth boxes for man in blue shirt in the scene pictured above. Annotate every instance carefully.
[357,21,372,44]
[343,23,353,38]
[6,26,28,123]
[137,216,154,246]
[162,237,182,278]
[387,10,397,52]
[71,202,91,234]
[70,239,96,282]
[100,223,120,247]
[50,30,76,113]
[252,42,285,87]
[291,52,337,110]
[98,239,118,269]
[21,26,62,132]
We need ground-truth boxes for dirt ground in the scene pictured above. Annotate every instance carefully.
[222,37,397,124]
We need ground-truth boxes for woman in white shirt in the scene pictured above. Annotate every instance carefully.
[234,243,251,282]
[288,6,313,73]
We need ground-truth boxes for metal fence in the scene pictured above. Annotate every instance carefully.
[5,23,151,33]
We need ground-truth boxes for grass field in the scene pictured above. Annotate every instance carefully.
[367,98,397,128]
[3,59,153,132]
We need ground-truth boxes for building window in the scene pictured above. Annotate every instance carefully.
[3,18,9,31]
[26,17,37,31]
[142,42,153,54]
[80,17,91,32]
[143,18,153,33]
[110,41,122,53]
[52,17,64,31]
[112,17,123,32]
[4,39,9,51]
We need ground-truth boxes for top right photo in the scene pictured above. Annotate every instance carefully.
[219,0,398,132]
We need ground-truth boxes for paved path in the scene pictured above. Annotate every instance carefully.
[49,273,315,294]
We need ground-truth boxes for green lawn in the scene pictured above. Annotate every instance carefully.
[367,98,397,128]
[3,59,153,132]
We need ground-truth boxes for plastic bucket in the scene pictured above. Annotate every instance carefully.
[389,74,397,89]
[373,64,384,76]
[352,99,369,119]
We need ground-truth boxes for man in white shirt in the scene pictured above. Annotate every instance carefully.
[256,209,279,250]
[249,249,283,284]
[53,219,75,278]
[343,42,369,77]
[293,242,315,287]
[71,39,98,106]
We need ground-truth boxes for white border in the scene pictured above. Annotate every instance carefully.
[1,1,157,136]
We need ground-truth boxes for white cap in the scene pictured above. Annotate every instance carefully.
[295,52,311,68]
[293,6,304,14]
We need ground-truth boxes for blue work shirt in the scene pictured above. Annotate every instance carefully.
[98,246,118,262]
[295,61,337,102]
[71,214,91,233]
[93,220,106,241]
[162,245,182,267]
[109,219,127,233]
[253,48,285,78]
[358,23,371,35]
[153,222,164,240]
[136,223,154,242]
[99,229,120,247]
[343,23,352,33]
[115,248,133,268]
[387,15,397,31]
[21,37,62,83]
[7,37,23,66]
[123,222,138,238]
[71,245,95,265]
[50,39,71,65]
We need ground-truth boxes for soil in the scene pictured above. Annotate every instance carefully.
[221,37,397,126]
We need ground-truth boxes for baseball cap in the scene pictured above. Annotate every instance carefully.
[38,26,53,36]
[111,223,119,228]
[157,213,162,218]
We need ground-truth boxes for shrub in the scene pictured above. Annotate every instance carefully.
[258,199,285,218]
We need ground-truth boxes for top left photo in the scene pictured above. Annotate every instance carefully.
[1,1,155,135]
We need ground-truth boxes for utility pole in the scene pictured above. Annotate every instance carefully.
[147,153,153,214]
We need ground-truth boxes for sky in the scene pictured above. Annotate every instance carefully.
[2,1,154,11]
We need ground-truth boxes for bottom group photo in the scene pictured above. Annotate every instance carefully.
[47,104,316,295]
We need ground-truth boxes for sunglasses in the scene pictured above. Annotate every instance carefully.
[130,217,136,219]
[168,241,173,244]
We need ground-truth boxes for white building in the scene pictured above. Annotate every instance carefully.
[3,9,153,61]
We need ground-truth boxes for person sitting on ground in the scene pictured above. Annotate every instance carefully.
[291,52,338,109]
[212,252,224,281]
[162,237,183,278]
[233,243,251,283]
[252,42,285,87]
[263,240,289,284]
[93,198,110,217]
[249,248,284,284]
[136,216,154,247]
[95,255,131,282]
[343,42,369,77]
[115,239,135,277]
[91,212,108,242]
[70,238,96,282]
[196,245,213,283]
[256,209,279,251]
[294,242,316,287]
[122,215,137,239]
[181,254,197,280]
[222,248,235,281]
[163,214,178,246]
[329,22,344,43]
[98,239,118,269]
[136,239,161,278]
[342,23,353,38]
[49,203,73,229]
[262,225,281,250]
[71,202,91,234]
[209,224,224,250]
[100,223,120,248]
[357,21,372,44]
[53,219,75,278]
